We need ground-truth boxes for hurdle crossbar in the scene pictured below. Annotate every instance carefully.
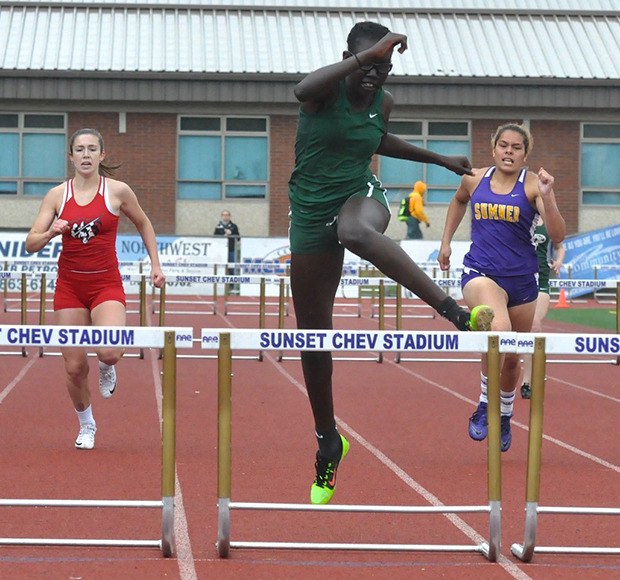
[511,332,620,562]
[204,329,503,561]
[0,272,157,359]
[0,325,192,556]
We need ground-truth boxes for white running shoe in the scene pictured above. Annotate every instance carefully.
[99,362,117,399]
[75,423,97,450]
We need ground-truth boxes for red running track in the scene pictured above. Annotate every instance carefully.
[0,295,618,579]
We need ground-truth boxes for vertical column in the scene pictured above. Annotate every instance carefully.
[217,333,233,557]
[161,330,177,557]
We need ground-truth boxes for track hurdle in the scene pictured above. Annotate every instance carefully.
[369,269,446,322]
[511,332,620,562]
[592,266,620,304]
[0,271,47,357]
[275,279,384,363]
[0,324,193,556]
[0,270,155,359]
[549,279,619,365]
[202,328,504,561]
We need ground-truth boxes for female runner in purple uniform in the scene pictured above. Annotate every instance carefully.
[438,123,565,452]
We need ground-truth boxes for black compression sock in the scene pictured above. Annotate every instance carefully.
[315,426,342,459]
[438,297,470,331]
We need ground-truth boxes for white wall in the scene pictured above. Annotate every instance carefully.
[176,200,269,236]
[580,207,620,233]
[0,199,42,230]
[385,203,473,242]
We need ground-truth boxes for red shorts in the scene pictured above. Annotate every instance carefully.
[54,270,126,311]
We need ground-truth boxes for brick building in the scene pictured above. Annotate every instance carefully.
[1,0,619,240]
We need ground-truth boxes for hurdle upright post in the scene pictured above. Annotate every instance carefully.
[278,278,286,329]
[258,278,266,361]
[160,330,177,557]
[482,334,501,561]
[38,273,47,357]
[2,260,7,312]
[139,275,146,359]
[20,273,27,357]
[616,282,619,366]
[395,285,403,363]
[217,332,233,557]
[511,336,546,562]
[376,281,385,363]
[157,283,167,360]
[259,278,266,329]
[159,282,166,327]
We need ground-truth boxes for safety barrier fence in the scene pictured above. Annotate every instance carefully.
[1,324,617,560]
[0,324,193,556]
[0,271,154,359]
[201,328,620,562]
[564,264,620,304]
[3,271,619,365]
[5,258,617,317]
[2,259,457,321]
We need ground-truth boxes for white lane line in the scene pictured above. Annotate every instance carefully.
[0,356,38,404]
[549,375,620,403]
[146,310,197,580]
[390,360,620,473]
[264,351,531,580]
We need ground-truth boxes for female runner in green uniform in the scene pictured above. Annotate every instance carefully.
[288,21,493,504]
[520,216,565,398]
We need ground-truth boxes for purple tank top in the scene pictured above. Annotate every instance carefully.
[464,167,538,276]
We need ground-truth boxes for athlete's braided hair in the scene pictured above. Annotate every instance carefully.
[347,21,390,53]
[69,128,121,177]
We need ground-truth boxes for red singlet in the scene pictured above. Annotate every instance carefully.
[54,177,126,311]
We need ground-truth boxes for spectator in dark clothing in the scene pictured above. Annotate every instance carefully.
[214,210,240,262]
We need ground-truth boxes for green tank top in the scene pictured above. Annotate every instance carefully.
[288,81,386,219]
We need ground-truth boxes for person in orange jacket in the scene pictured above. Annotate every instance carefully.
[403,180,430,239]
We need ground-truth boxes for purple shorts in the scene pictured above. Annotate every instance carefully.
[461,267,538,308]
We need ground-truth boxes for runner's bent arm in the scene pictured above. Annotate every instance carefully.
[438,177,474,270]
[25,187,68,253]
[377,133,473,177]
[117,183,165,288]
[294,32,407,112]
[532,168,565,244]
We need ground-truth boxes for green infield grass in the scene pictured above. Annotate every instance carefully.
[546,307,618,331]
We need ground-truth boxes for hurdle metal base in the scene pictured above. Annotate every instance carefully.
[161,496,175,557]
[0,538,162,548]
[229,541,486,552]
[0,498,170,554]
[511,502,620,562]
[217,500,497,560]
[512,545,620,556]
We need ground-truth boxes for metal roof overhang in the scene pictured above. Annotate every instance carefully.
[0,70,618,119]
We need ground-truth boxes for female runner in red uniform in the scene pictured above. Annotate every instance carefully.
[26,128,165,450]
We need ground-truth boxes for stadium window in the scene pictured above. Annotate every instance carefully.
[581,124,620,206]
[177,116,268,200]
[0,113,66,196]
[379,120,470,203]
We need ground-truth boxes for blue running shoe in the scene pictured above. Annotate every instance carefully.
[468,401,488,441]
[501,414,513,452]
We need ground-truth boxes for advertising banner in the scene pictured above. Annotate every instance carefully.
[0,232,227,295]
[561,224,620,298]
